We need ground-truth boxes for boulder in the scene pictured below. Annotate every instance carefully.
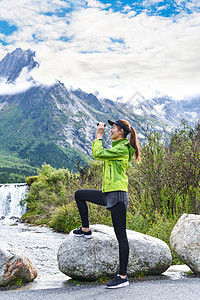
[170,213,200,274]
[57,224,172,280]
[0,241,38,286]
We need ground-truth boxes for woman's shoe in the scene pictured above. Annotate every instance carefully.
[106,275,129,289]
[73,227,92,239]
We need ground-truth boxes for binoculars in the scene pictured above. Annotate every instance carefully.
[97,123,106,127]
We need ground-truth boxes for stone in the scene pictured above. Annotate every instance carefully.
[57,224,172,280]
[170,213,200,274]
[0,241,38,286]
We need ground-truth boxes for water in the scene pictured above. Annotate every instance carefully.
[0,221,67,276]
[0,183,28,218]
[0,183,67,277]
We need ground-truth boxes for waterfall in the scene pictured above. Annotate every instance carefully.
[0,183,28,218]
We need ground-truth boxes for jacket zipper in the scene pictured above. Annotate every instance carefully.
[109,164,112,180]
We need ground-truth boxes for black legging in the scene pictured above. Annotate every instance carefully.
[75,189,129,276]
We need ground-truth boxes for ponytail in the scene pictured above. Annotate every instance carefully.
[119,119,141,162]
[130,126,140,162]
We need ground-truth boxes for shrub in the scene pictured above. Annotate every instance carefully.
[49,203,80,233]
[26,175,38,186]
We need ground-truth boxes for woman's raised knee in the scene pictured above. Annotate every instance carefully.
[75,190,81,201]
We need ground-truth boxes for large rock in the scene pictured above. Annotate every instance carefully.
[0,241,38,286]
[57,224,172,280]
[170,213,200,274]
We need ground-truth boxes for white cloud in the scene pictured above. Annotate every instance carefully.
[0,0,71,44]
[0,0,71,20]
[51,7,200,99]
[122,5,132,13]
[86,0,111,9]
[0,67,38,95]
[0,0,200,100]
[0,33,5,42]
[142,0,164,7]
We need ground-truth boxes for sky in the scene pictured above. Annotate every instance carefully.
[0,0,200,101]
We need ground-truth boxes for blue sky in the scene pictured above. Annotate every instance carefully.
[95,0,200,16]
[0,0,200,100]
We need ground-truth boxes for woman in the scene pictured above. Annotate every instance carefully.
[73,119,140,288]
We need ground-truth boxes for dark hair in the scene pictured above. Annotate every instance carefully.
[117,119,140,162]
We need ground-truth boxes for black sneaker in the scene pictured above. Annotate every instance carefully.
[73,227,92,239]
[106,275,129,289]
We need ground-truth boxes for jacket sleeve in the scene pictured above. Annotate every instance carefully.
[92,139,129,161]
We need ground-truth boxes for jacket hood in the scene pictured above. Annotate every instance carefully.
[128,143,136,161]
[125,140,136,161]
[112,138,135,161]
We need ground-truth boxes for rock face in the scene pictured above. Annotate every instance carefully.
[0,241,38,286]
[170,213,200,274]
[57,224,172,280]
[0,48,38,82]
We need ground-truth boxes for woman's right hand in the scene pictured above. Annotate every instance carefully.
[95,122,106,139]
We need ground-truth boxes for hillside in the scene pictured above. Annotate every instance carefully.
[0,48,200,183]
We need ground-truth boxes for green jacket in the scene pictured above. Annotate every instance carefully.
[92,138,136,192]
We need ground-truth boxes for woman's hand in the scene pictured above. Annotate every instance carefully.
[95,122,106,139]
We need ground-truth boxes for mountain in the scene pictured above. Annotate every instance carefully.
[0,48,39,82]
[0,48,200,182]
[0,79,144,172]
[127,92,200,128]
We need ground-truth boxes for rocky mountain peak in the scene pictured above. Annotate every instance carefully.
[73,88,104,112]
[0,47,39,82]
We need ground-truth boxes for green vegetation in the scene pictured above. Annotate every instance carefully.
[14,278,23,286]
[0,155,38,183]
[21,121,200,264]
[0,92,91,183]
